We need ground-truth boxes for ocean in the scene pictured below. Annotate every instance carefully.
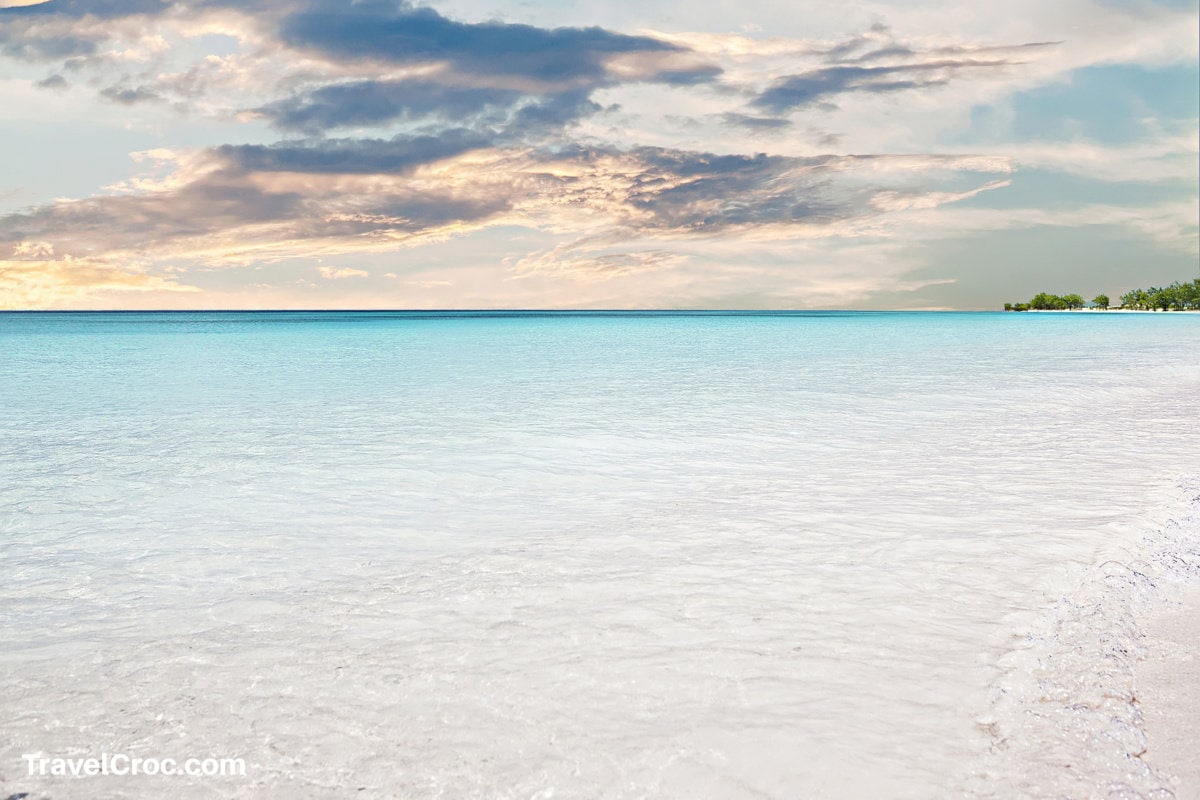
[1,310,1198,799]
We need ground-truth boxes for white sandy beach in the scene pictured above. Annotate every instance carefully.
[1139,585,1200,800]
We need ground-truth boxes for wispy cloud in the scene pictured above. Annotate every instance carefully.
[0,255,198,309]
[754,60,1016,112]
[316,265,368,279]
[512,247,687,281]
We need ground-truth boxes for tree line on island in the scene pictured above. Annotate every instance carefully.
[1004,279,1200,311]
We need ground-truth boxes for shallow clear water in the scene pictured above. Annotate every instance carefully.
[1,311,1198,799]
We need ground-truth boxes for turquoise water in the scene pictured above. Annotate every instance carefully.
[1,311,1198,798]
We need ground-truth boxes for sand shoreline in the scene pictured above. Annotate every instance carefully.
[1137,584,1200,799]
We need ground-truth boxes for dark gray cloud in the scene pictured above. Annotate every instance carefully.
[312,193,512,237]
[753,60,1010,112]
[253,1,716,135]
[720,112,792,131]
[101,85,161,104]
[839,45,917,63]
[816,23,1055,64]
[0,0,169,19]
[276,0,708,84]
[0,27,97,60]
[36,73,68,89]
[623,148,842,231]
[216,129,493,175]
[930,41,1061,58]
[506,90,603,132]
[257,79,525,132]
[0,153,512,256]
[0,0,171,60]
[0,173,302,252]
[820,23,893,62]
[750,25,1047,113]
[257,80,605,144]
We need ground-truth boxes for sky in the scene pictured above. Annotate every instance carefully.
[0,0,1196,310]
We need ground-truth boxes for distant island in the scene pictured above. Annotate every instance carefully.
[1004,279,1200,311]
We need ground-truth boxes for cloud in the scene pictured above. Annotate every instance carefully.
[512,248,686,281]
[0,165,307,258]
[817,25,1059,65]
[919,198,1200,254]
[254,80,610,138]
[317,265,368,279]
[869,179,1013,212]
[0,1,1193,309]
[100,84,160,104]
[12,240,53,256]
[236,3,719,137]
[0,138,1016,292]
[0,255,197,308]
[614,149,844,232]
[0,140,520,270]
[35,72,66,88]
[0,0,171,61]
[754,59,1016,112]
[720,112,792,131]
[0,0,170,17]
[276,1,716,87]
[257,79,526,132]
[215,130,493,175]
[0,0,722,138]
